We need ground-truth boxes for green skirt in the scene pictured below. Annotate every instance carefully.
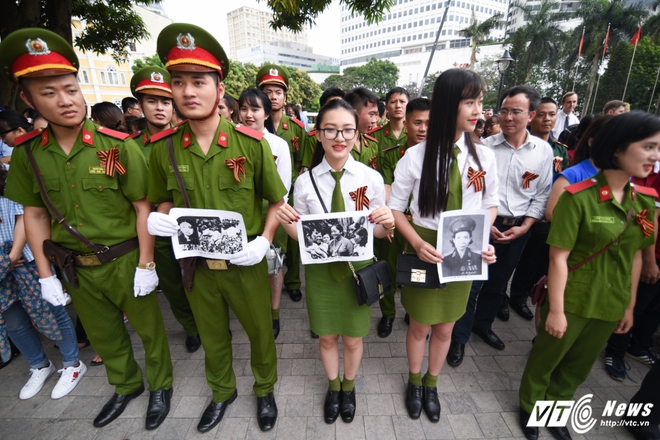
[305,260,372,337]
[401,224,472,325]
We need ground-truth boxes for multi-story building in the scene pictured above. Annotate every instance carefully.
[227,6,309,60]
[236,41,339,72]
[506,0,581,34]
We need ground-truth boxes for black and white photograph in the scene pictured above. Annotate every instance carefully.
[437,209,490,283]
[296,211,374,265]
[169,208,248,260]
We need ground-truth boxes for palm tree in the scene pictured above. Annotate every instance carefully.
[576,0,647,114]
[513,0,571,82]
[458,9,504,70]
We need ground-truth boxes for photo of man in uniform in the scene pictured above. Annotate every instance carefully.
[442,217,482,277]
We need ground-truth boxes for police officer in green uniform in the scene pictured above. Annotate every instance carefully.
[343,87,380,167]
[147,23,286,433]
[256,64,306,303]
[518,112,660,440]
[129,67,201,352]
[0,28,173,430]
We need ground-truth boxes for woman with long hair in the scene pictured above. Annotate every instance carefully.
[276,99,394,424]
[388,69,498,423]
[90,102,126,132]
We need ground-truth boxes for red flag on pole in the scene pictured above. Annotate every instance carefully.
[602,24,610,57]
[578,27,585,57]
[631,25,642,47]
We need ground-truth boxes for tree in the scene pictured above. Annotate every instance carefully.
[358,58,399,96]
[131,54,165,74]
[287,68,323,112]
[501,28,527,91]
[458,10,504,69]
[260,0,394,33]
[419,71,440,98]
[223,61,260,98]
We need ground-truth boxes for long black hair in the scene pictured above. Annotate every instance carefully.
[0,109,33,134]
[238,88,274,134]
[91,102,126,132]
[310,99,358,170]
[571,115,612,165]
[419,69,485,218]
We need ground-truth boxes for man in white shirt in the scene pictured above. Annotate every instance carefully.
[551,91,579,140]
[448,86,553,365]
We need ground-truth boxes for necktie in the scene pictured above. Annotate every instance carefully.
[329,170,350,281]
[445,146,462,211]
[564,113,570,130]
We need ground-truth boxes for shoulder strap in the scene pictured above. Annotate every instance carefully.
[22,142,106,253]
[308,170,328,214]
[166,136,191,209]
[567,206,633,273]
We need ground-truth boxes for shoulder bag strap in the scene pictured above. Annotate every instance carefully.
[167,136,191,209]
[308,169,328,214]
[567,206,634,273]
[23,140,107,253]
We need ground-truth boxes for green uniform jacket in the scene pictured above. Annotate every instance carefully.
[276,114,306,184]
[148,118,286,236]
[547,171,656,322]
[370,123,407,174]
[352,132,379,169]
[6,119,148,253]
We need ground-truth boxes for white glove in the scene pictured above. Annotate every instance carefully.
[134,268,159,297]
[229,236,270,266]
[39,275,68,306]
[147,212,179,237]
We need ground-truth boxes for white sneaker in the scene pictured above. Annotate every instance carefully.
[51,361,87,399]
[19,361,55,399]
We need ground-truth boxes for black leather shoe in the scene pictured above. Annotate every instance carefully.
[548,426,572,440]
[288,289,302,302]
[257,392,277,431]
[511,302,534,321]
[519,408,539,440]
[377,316,395,338]
[93,384,145,427]
[446,341,465,367]
[185,334,201,353]
[323,389,340,424]
[146,388,173,430]
[422,384,440,423]
[197,390,237,433]
[497,304,510,321]
[405,381,423,419]
[311,331,319,339]
[339,389,356,423]
[473,328,505,350]
[273,319,280,340]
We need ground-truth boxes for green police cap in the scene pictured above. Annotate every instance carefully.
[449,217,477,236]
[157,23,229,80]
[130,66,172,99]
[256,64,289,91]
[0,28,79,84]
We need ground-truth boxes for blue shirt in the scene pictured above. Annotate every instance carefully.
[554,159,598,184]
[0,197,34,262]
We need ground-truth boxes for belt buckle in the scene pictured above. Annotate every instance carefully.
[206,259,228,270]
[411,269,426,283]
[76,254,102,266]
[502,217,516,226]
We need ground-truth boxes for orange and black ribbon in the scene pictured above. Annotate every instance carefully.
[636,209,654,237]
[522,171,539,189]
[369,156,378,170]
[467,167,486,192]
[553,157,563,173]
[225,156,246,182]
[96,148,126,177]
[350,186,370,210]
[291,136,300,153]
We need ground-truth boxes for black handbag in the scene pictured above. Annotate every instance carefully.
[396,253,445,289]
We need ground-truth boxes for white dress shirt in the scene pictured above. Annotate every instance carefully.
[263,129,292,198]
[551,111,580,140]
[483,131,553,219]
[388,133,499,230]
[294,155,385,215]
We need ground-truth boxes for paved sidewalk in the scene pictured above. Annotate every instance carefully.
[0,285,653,439]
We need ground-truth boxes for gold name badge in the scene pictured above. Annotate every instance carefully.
[88,166,105,174]
[411,269,426,283]
[591,216,615,224]
[168,165,190,173]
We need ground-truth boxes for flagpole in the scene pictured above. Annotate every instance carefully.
[573,27,585,91]
[623,25,642,101]
[648,64,660,112]
[591,23,610,114]
[591,69,602,114]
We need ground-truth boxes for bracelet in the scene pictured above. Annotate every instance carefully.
[383,222,396,232]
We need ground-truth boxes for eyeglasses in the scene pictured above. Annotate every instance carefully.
[319,128,357,140]
[498,109,530,118]
[0,127,17,140]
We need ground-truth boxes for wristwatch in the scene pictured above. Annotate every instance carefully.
[138,261,156,270]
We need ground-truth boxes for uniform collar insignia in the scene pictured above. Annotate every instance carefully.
[41,129,49,147]
[26,38,50,56]
[82,129,93,146]
[599,185,612,202]
[176,33,195,50]
[183,132,191,148]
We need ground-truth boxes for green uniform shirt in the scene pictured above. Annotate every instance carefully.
[381,144,410,186]
[148,118,286,236]
[301,129,317,169]
[6,119,148,253]
[370,123,407,174]
[547,171,655,321]
[352,133,379,169]
[275,114,306,183]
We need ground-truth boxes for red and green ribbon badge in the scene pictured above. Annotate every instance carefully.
[225,156,246,182]
[369,156,378,170]
[291,136,300,153]
[467,167,486,192]
[522,171,539,189]
[350,186,370,210]
[636,209,654,237]
[96,148,126,177]
[553,157,563,173]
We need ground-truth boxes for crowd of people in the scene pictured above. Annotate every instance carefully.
[0,23,658,440]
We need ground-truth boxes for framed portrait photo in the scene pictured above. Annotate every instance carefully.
[437,209,490,283]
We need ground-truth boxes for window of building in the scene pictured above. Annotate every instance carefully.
[404,10,407,16]
[414,22,417,27]
[100,71,106,84]
[120,73,126,85]
[415,8,418,13]
[407,36,411,41]
[81,70,89,84]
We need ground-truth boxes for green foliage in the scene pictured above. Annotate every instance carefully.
[224,61,260,98]
[458,11,504,69]
[501,28,527,91]
[321,58,399,96]
[131,54,165,74]
[419,71,440,98]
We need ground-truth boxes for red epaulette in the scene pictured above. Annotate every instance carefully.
[364,133,378,142]
[368,125,383,135]
[565,178,598,195]
[14,128,43,146]
[150,126,179,143]
[175,119,188,127]
[97,126,129,140]
[308,129,316,136]
[290,117,305,130]
[128,131,141,139]
[634,184,659,198]
[235,123,264,141]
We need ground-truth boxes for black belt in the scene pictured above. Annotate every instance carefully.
[72,238,139,266]
[496,216,525,227]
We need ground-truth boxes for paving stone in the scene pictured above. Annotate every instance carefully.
[366,393,395,416]
[336,415,367,439]
[363,415,396,440]
[447,413,483,438]
[419,413,456,439]
[392,415,425,439]
[306,416,336,439]
[475,412,513,437]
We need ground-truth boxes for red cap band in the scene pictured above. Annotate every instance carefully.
[12,51,76,80]
[166,46,223,77]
